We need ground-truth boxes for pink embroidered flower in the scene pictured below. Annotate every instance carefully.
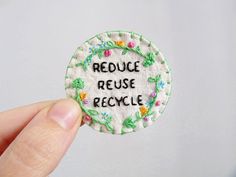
[128,41,135,48]
[84,115,92,122]
[150,92,156,97]
[155,101,161,106]
[143,117,148,122]
[83,99,88,104]
[104,50,112,57]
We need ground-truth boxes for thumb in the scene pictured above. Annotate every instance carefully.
[0,99,82,177]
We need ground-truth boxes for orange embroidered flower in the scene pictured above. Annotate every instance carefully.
[139,106,148,116]
[115,40,125,47]
[79,92,87,101]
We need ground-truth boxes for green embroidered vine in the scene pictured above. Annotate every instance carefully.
[76,41,157,70]
[122,75,162,129]
[72,78,114,133]
[146,74,162,113]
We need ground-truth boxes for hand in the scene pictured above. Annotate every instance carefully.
[0,99,82,177]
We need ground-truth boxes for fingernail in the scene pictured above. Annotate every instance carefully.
[48,99,80,129]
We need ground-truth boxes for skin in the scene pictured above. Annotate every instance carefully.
[0,99,83,177]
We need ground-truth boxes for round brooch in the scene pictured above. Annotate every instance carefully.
[65,31,172,135]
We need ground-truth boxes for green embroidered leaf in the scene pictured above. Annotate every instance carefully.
[87,109,99,116]
[106,116,112,123]
[155,75,161,81]
[98,51,103,59]
[82,64,87,70]
[106,41,114,47]
[135,111,141,120]
[148,77,156,83]
[105,123,113,132]
[135,46,141,52]
[76,62,83,67]
[72,78,84,89]
[75,95,81,102]
[76,61,87,71]
[123,117,136,129]
[143,52,156,67]
[90,48,96,55]
[146,111,154,116]
[86,55,93,64]
[148,97,155,106]
[92,118,98,123]
[122,49,128,55]
[155,87,160,92]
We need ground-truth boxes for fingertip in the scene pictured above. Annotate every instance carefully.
[47,99,82,130]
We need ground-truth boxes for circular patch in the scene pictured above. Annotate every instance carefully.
[65,31,171,135]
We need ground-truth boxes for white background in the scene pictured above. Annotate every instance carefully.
[0,0,236,177]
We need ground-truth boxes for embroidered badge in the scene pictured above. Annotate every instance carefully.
[65,31,172,134]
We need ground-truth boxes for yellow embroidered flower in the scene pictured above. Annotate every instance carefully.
[115,40,125,47]
[79,92,87,101]
[139,106,148,116]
